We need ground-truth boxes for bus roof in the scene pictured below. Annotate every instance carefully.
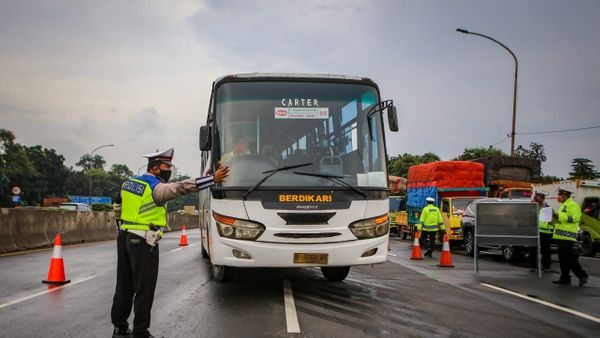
[213,73,376,87]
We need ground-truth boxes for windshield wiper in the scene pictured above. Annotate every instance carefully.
[243,162,314,200]
[292,171,368,198]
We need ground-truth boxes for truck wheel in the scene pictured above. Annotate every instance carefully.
[501,246,521,262]
[212,264,230,282]
[321,266,350,281]
[581,232,597,257]
[464,231,474,256]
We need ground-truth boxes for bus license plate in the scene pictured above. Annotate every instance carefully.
[294,253,328,264]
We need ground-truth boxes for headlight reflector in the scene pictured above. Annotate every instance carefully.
[213,212,265,241]
[349,214,390,239]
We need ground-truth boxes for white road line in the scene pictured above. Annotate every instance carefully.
[283,280,301,333]
[0,275,96,310]
[169,248,183,253]
[387,253,397,257]
[481,283,600,324]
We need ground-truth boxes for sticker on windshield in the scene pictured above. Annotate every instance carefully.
[274,107,329,119]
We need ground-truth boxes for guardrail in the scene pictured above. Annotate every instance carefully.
[0,208,199,253]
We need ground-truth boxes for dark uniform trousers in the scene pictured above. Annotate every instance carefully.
[556,240,587,282]
[420,231,436,256]
[528,232,553,269]
[111,230,159,337]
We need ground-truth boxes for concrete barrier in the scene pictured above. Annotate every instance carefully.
[0,208,199,253]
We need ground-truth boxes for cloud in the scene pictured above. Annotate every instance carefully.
[127,107,163,140]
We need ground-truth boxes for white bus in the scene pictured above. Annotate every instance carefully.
[198,73,399,282]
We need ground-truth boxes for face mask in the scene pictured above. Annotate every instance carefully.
[158,169,172,182]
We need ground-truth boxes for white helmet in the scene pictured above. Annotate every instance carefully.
[426,197,435,203]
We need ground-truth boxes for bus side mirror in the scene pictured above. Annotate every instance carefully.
[387,106,399,132]
[199,126,211,151]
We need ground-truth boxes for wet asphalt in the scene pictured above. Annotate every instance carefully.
[0,231,598,338]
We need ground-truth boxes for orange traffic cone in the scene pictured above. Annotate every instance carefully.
[42,233,70,285]
[179,225,189,246]
[410,230,423,260]
[438,234,454,267]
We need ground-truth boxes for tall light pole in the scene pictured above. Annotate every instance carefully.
[456,28,518,156]
[88,144,114,205]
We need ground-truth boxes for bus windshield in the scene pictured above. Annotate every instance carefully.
[214,81,387,189]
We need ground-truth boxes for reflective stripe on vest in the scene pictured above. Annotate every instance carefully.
[120,178,166,231]
[554,229,577,240]
[422,224,439,232]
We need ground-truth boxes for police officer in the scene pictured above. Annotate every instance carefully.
[111,148,229,338]
[552,187,588,286]
[528,192,553,272]
[418,197,445,258]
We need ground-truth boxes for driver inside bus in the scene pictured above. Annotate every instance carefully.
[221,135,250,165]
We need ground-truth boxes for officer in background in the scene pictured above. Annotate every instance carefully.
[528,192,553,272]
[111,148,229,338]
[418,197,445,258]
[552,187,588,286]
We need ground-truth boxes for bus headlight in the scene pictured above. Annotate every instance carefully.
[349,214,389,239]
[213,212,265,241]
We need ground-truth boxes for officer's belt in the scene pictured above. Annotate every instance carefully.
[126,229,148,239]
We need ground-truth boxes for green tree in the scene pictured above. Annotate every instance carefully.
[109,164,133,180]
[76,154,106,171]
[0,129,38,207]
[453,146,507,161]
[539,175,562,184]
[514,142,546,176]
[24,145,70,204]
[388,152,440,178]
[64,171,89,196]
[569,158,600,180]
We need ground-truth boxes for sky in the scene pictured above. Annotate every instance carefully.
[1,0,599,179]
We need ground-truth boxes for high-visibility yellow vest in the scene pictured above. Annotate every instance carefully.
[418,204,444,232]
[539,207,553,234]
[553,198,580,242]
[120,177,166,231]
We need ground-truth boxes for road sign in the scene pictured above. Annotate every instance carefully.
[12,195,21,203]
[12,186,21,195]
[68,196,112,205]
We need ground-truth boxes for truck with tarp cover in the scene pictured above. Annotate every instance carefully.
[405,161,488,245]
[471,156,540,199]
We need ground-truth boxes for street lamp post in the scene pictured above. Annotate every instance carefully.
[88,144,114,205]
[456,28,519,156]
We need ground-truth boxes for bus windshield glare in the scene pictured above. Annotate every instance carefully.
[214,81,387,189]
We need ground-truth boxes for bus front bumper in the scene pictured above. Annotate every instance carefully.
[209,236,389,267]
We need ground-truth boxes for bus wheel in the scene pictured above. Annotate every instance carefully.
[212,264,229,282]
[321,266,350,281]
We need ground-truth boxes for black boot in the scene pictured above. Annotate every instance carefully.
[113,327,132,338]
[552,279,571,285]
